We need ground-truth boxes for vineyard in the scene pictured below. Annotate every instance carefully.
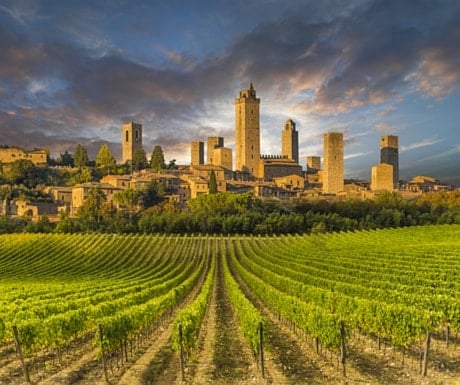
[0,225,459,384]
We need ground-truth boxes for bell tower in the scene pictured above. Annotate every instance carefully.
[235,83,260,176]
[122,122,142,164]
[282,119,299,163]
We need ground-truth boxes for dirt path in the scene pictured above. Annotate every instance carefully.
[198,255,262,385]
[185,266,219,384]
[116,322,176,385]
[143,254,266,385]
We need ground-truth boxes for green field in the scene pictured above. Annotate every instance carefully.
[1,225,459,383]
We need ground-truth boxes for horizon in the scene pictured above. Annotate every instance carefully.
[0,0,459,185]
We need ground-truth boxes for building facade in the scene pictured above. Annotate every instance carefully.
[235,83,260,176]
[0,147,47,166]
[191,141,204,166]
[323,132,344,194]
[371,163,394,191]
[212,147,232,171]
[206,136,224,164]
[281,119,299,164]
[380,135,399,188]
[258,156,302,181]
[306,156,321,173]
[122,122,142,164]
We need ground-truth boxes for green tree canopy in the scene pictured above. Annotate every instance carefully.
[96,144,117,173]
[209,170,217,194]
[150,145,165,172]
[140,181,165,208]
[132,149,148,171]
[114,188,141,212]
[58,150,74,167]
[74,144,89,169]
[77,187,108,230]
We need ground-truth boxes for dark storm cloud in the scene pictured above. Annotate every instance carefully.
[0,0,459,157]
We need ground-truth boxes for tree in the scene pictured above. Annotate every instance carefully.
[77,187,108,230]
[58,150,74,167]
[150,145,165,172]
[74,144,89,169]
[140,181,164,208]
[167,159,177,169]
[114,189,141,212]
[96,144,116,174]
[132,149,148,171]
[4,159,35,186]
[209,171,217,194]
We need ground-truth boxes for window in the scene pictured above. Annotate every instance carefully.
[125,130,129,142]
[135,130,139,141]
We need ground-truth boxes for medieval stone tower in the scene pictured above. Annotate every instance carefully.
[191,141,204,165]
[207,136,224,164]
[122,122,143,164]
[323,132,344,194]
[235,83,260,175]
[380,135,399,188]
[282,119,299,163]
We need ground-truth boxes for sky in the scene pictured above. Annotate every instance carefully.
[0,0,459,185]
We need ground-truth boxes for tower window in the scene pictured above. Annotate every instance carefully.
[135,130,139,141]
[125,130,129,142]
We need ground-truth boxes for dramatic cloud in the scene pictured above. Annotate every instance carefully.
[0,0,459,182]
[400,138,443,152]
[373,123,392,132]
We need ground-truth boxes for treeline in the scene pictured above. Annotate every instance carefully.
[1,190,459,235]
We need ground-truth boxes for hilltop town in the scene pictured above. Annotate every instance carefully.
[0,84,455,226]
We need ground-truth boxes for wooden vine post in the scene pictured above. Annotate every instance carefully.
[179,324,186,381]
[446,324,450,348]
[422,332,431,377]
[98,324,109,384]
[12,325,31,383]
[339,320,347,378]
[259,321,265,378]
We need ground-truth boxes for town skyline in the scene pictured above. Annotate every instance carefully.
[0,0,459,185]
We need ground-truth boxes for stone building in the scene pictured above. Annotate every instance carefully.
[323,132,344,194]
[71,183,122,215]
[122,122,142,164]
[273,174,305,191]
[207,137,224,164]
[16,200,59,218]
[258,156,302,181]
[100,175,132,190]
[47,186,73,212]
[371,163,394,191]
[281,119,299,164]
[190,164,226,181]
[235,83,260,177]
[212,147,233,172]
[0,147,47,166]
[191,141,204,165]
[380,135,399,188]
[306,156,321,173]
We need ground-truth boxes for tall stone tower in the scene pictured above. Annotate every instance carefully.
[282,119,299,163]
[235,83,260,176]
[323,132,344,194]
[191,141,204,165]
[380,135,399,188]
[371,163,394,191]
[122,122,142,164]
[207,136,224,164]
